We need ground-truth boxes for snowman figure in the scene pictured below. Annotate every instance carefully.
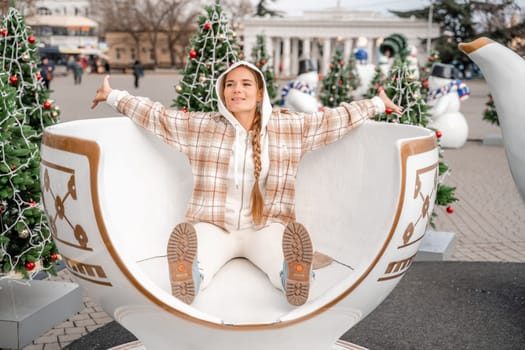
[280,58,321,113]
[427,63,470,148]
[354,48,376,99]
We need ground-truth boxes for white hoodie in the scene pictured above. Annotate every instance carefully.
[215,61,274,231]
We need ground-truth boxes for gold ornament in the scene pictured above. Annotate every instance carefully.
[19,229,29,239]
[175,85,182,93]
[408,74,415,82]
[199,74,206,83]
[21,53,30,61]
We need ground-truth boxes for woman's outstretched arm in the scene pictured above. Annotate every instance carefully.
[91,75,112,109]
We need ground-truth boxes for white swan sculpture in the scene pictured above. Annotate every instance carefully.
[459,37,525,201]
[40,117,438,350]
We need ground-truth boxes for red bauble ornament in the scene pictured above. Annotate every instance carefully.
[50,253,58,260]
[36,73,42,80]
[339,60,344,66]
[204,22,211,30]
[261,59,266,65]
[436,130,442,138]
[422,79,429,88]
[446,206,454,214]
[28,35,35,44]
[9,75,18,85]
[181,107,187,113]
[28,199,37,207]
[189,49,197,59]
[255,62,260,67]
[43,101,52,109]
[429,56,435,62]
[385,108,393,115]
[1,28,7,37]
[25,261,36,271]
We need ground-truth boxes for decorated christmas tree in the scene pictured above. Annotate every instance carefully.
[364,65,386,99]
[376,59,457,225]
[375,59,430,126]
[419,50,440,97]
[250,34,278,103]
[0,8,60,278]
[345,55,361,101]
[319,49,350,107]
[173,0,242,112]
[483,94,499,126]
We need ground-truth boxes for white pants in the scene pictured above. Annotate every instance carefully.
[194,222,286,292]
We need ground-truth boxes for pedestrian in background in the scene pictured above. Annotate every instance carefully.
[40,56,54,89]
[132,60,144,88]
[72,57,84,85]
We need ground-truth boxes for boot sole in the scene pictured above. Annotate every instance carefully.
[167,223,197,304]
[283,222,313,306]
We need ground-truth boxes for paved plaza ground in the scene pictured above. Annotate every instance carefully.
[18,71,525,350]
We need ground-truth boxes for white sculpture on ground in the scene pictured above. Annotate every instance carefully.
[460,37,525,201]
[40,118,438,350]
[280,58,321,113]
[426,63,470,148]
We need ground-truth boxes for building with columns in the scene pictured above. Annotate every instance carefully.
[240,7,440,78]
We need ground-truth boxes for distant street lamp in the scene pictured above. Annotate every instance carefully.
[427,0,434,56]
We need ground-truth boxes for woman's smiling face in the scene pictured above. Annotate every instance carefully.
[223,66,263,118]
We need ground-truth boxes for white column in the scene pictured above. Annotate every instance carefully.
[274,37,282,76]
[366,39,374,64]
[243,37,254,63]
[303,38,311,59]
[283,37,291,77]
[291,38,299,76]
[344,38,353,61]
[266,36,274,67]
[322,38,331,75]
[310,40,319,71]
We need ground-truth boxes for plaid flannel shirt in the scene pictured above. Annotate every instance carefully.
[117,95,379,230]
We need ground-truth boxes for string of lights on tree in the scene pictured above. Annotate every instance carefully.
[250,34,278,103]
[0,8,60,279]
[173,0,241,112]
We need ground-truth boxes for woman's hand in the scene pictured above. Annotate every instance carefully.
[378,89,403,115]
[91,75,113,109]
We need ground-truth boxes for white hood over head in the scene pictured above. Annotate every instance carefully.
[215,60,273,133]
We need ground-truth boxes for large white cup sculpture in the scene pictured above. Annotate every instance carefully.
[41,118,438,350]
[459,37,525,202]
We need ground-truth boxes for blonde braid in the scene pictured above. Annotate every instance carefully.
[251,111,264,225]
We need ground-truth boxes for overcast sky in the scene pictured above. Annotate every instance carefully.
[250,0,525,16]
